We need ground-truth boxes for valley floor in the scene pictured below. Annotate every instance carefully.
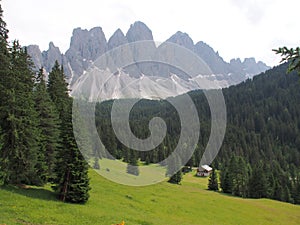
[0,169,300,225]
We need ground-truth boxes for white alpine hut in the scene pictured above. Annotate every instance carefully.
[197,165,213,177]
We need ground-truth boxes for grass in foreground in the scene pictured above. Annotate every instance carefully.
[0,169,300,225]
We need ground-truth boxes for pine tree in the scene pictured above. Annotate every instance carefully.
[266,172,275,199]
[220,156,237,194]
[47,61,69,115]
[126,149,139,176]
[221,169,232,193]
[233,157,249,197]
[55,99,90,203]
[292,173,300,204]
[93,157,100,170]
[0,3,8,68]
[208,168,219,191]
[0,40,40,185]
[166,153,181,177]
[273,180,284,201]
[33,68,60,183]
[168,170,182,184]
[249,162,268,198]
[0,2,10,183]
[283,185,292,203]
[72,100,93,160]
[167,154,182,184]
[48,61,90,203]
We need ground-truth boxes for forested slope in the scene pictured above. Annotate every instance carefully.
[96,63,300,203]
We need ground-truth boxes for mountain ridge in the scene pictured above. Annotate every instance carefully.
[27,21,270,99]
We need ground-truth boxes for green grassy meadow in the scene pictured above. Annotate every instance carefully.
[0,167,300,225]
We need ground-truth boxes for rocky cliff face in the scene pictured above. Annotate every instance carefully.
[27,21,270,99]
[27,45,43,69]
[42,42,64,72]
[108,29,128,50]
[64,27,107,82]
[126,21,154,42]
[67,27,107,61]
[166,31,195,51]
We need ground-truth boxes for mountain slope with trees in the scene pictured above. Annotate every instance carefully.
[95,63,300,204]
[0,0,299,206]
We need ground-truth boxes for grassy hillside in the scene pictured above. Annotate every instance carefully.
[0,169,299,225]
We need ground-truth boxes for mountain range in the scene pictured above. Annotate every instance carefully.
[27,21,270,100]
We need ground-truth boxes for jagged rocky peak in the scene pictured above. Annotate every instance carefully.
[228,57,270,78]
[166,31,194,51]
[229,58,245,72]
[194,41,221,61]
[194,41,215,54]
[67,27,107,60]
[44,42,62,58]
[230,58,243,67]
[243,57,256,66]
[194,41,230,74]
[42,42,64,72]
[108,28,128,50]
[27,44,41,54]
[243,57,270,75]
[126,21,153,42]
[64,27,107,82]
[27,45,43,69]
[256,61,270,70]
[26,21,271,93]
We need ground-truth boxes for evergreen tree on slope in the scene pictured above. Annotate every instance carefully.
[34,68,60,183]
[208,168,219,191]
[48,61,90,203]
[0,40,40,185]
[0,2,10,182]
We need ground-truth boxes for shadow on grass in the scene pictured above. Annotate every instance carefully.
[0,185,58,202]
[214,190,251,200]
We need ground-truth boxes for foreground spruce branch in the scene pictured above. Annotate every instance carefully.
[273,47,300,76]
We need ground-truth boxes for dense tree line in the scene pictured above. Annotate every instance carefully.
[0,3,90,203]
[95,63,300,204]
[218,154,300,203]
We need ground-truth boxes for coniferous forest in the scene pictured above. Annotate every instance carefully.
[95,63,300,204]
[0,4,90,203]
[0,0,300,208]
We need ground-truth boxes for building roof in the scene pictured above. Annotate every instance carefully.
[200,165,212,171]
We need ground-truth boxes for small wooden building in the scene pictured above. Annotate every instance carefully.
[196,165,212,177]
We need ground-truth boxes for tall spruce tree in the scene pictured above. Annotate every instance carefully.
[0,2,8,67]
[56,98,90,203]
[168,170,182,184]
[220,156,237,194]
[249,161,268,198]
[48,61,90,203]
[208,168,219,191]
[220,168,232,193]
[0,2,9,183]
[0,40,40,185]
[167,154,182,184]
[34,68,60,183]
[292,173,300,204]
[126,149,139,176]
[233,157,249,197]
[47,61,69,113]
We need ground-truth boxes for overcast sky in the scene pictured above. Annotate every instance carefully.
[2,0,299,66]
